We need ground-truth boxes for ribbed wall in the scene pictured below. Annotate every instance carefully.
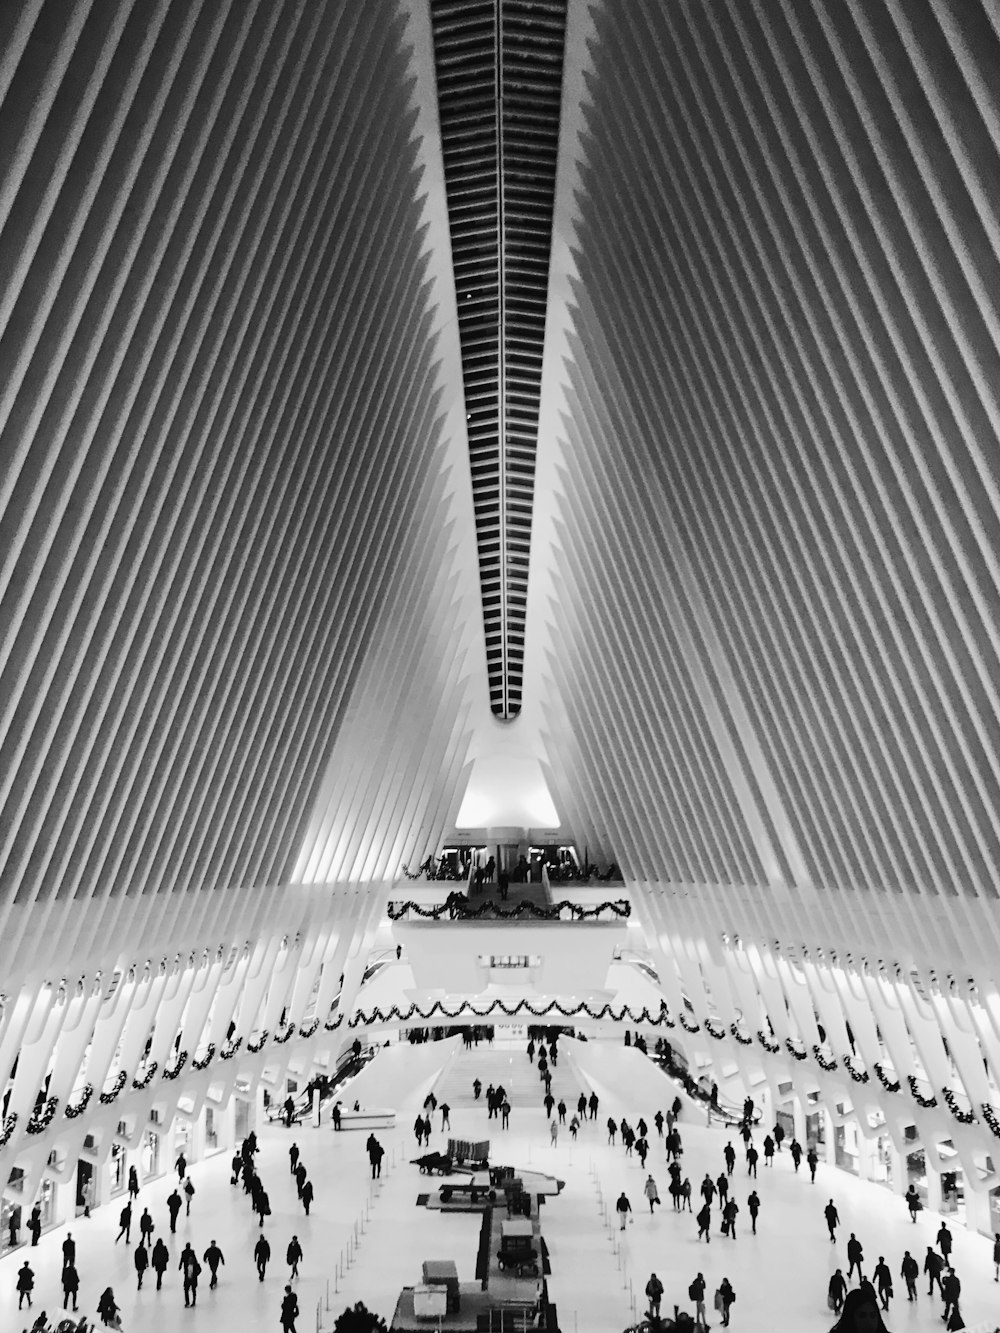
[0,0,480,914]
[539,0,1000,899]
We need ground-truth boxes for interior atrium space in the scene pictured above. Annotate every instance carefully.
[3,1,1000,1331]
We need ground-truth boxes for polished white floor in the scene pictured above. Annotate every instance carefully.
[3,1038,1000,1333]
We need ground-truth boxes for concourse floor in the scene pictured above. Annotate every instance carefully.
[2,1044,999,1333]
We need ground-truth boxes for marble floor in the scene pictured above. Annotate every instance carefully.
[2,1038,999,1333]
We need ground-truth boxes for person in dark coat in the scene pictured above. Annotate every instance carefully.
[16,1260,34,1308]
[904,1184,921,1221]
[716,1172,729,1206]
[287,1235,303,1278]
[543,1092,555,1118]
[937,1223,953,1262]
[807,1146,819,1182]
[179,1243,201,1306]
[747,1190,760,1233]
[696,1202,711,1242]
[183,1175,196,1215]
[773,1122,785,1151]
[289,1142,300,1174]
[167,1188,182,1233]
[722,1197,738,1238]
[231,1151,243,1184]
[828,1268,847,1314]
[254,1233,271,1281]
[61,1260,80,1310]
[134,1241,148,1288]
[925,1245,944,1295]
[790,1138,802,1171]
[294,1162,308,1197]
[763,1134,775,1166]
[700,1174,715,1205]
[900,1250,918,1301]
[175,1152,187,1181]
[301,1180,314,1216]
[723,1141,735,1175]
[717,1276,736,1328]
[607,1117,617,1145]
[588,1092,599,1119]
[204,1239,225,1288]
[128,1165,140,1200]
[746,1145,759,1177]
[413,1115,424,1147]
[829,1283,889,1332]
[847,1233,864,1283]
[61,1232,76,1269]
[28,1204,42,1246]
[139,1206,154,1246]
[825,1199,840,1241]
[255,1189,271,1227]
[654,1109,664,1137]
[97,1287,119,1326]
[151,1236,170,1290]
[281,1284,299,1332]
[8,1202,20,1246]
[942,1268,961,1324]
[872,1256,892,1310]
[115,1201,131,1244]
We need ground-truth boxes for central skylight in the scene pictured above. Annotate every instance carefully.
[430,0,567,719]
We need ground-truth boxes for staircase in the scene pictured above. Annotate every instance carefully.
[430,1039,587,1113]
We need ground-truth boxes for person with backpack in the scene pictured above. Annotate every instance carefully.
[182,1175,196,1215]
[925,1245,944,1295]
[688,1272,706,1329]
[645,1272,664,1319]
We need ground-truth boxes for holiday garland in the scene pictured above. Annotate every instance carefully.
[842,1055,869,1084]
[758,1030,781,1054]
[26,1097,59,1134]
[982,1103,1000,1138]
[785,1037,808,1061]
[162,1050,189,1081]
[907,1074,937,1108]
[273,1024,295,1045]
[132,1063,158,1090]
[730,1022,753,1046]
[704,1017,727,1040]
[298,1019,320,1039]
[345,998,679,1027]
[247,1031,269,1054]
[220,1039,242,1061]
[873,1062,900,1093]
[386,898,630,922]
[941,1086,976,1124]
[678,1012,701,1034]
[0,1113,17,1148]
[813,1045,838,1072]
[99,1071,127,1104]
[65,1084,94,1118]
[192,1043,216,1071]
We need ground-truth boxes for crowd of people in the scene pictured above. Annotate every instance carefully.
[12,1133,313,1333]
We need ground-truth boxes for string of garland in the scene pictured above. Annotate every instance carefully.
[273,1024,296,1045]
[758,1030,780,1054]
[0,1113,17,1148]
[941,1087,976,1124]
[813,1045,838,1072]
[785,1037,808,1061]
[219,1039,242,1061]
[27,1098,60,1134]
[192,1043,216,1071]
[345,999,679,1027]
[386,898,630,922]
[704,1018,727,1040]
[982,1104,1000,1138]
[324,1016,342,1032]
[298,1019,320,1039]
[247,1032,269,1054]
[730,1023,753,1046]
[400,864,428,880]
[842,1055,869,1084]
[65,1084,94,1119]
[678,1012,701,1034]
[99,1071,128,1104]
[132,1063,158,1090]
[873,1062,900,1093]
[908,1074,937,1108]
[162,1051,189,1081]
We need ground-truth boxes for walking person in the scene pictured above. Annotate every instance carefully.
[501,1098,510,1128]
[557,1099,567,1124]
[254,1233,271,1282]
[128,1165,140,1200]
[28,1204,41,1246]
[643,1174,660,1213]
[681,1177,693,1212]
[61,1260,80,1310]
[151,1236,170,1290]
[179,1242,201,1307]
[589,1091,599,1120]
[607,1117,617,1145]
[549,1119,558,1147]
[747,1189,760,1234]
[716,1276,736,1328]
[61,1232,76,1269]
[654,1109,664,1137]
[828,1268,847,1314]
[723,1141,735,1175]
[847,1233,864,1283]
[790,1138,802,1172]
[700,1174,715,1205]
[994,1231,1000,1282]
[175,1151,187,1181]
[688,1272,707,1330]
[287,1234,303,1278]
[301,1179,314,1216]
[696,1201,711,1242]
[97,1287,120,1327]
[134,1240,148,1288]
[872,1256,892,1311]
[763,1133,775,1166]
[746,1144,758,1177]
[440,1102,450,1130]
[900,1250,918,1302]
[616,1191,632,1230]
[722,1197,738,1238]
[925,1245,944,1296]
[645,1271,664,1319]
[289,1142,300,1174]
[825,1198,840,1241]
[937,1222,953,1264]
[115,1201,132,1244]
[807,1145,819,1182]
[942,1268,961,1325]
[183,1174,196,1215]
[139,1206,154,1246]
[904,1183,921,1221]
[204,1239,225,1289]
[281,1283,300,1332]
